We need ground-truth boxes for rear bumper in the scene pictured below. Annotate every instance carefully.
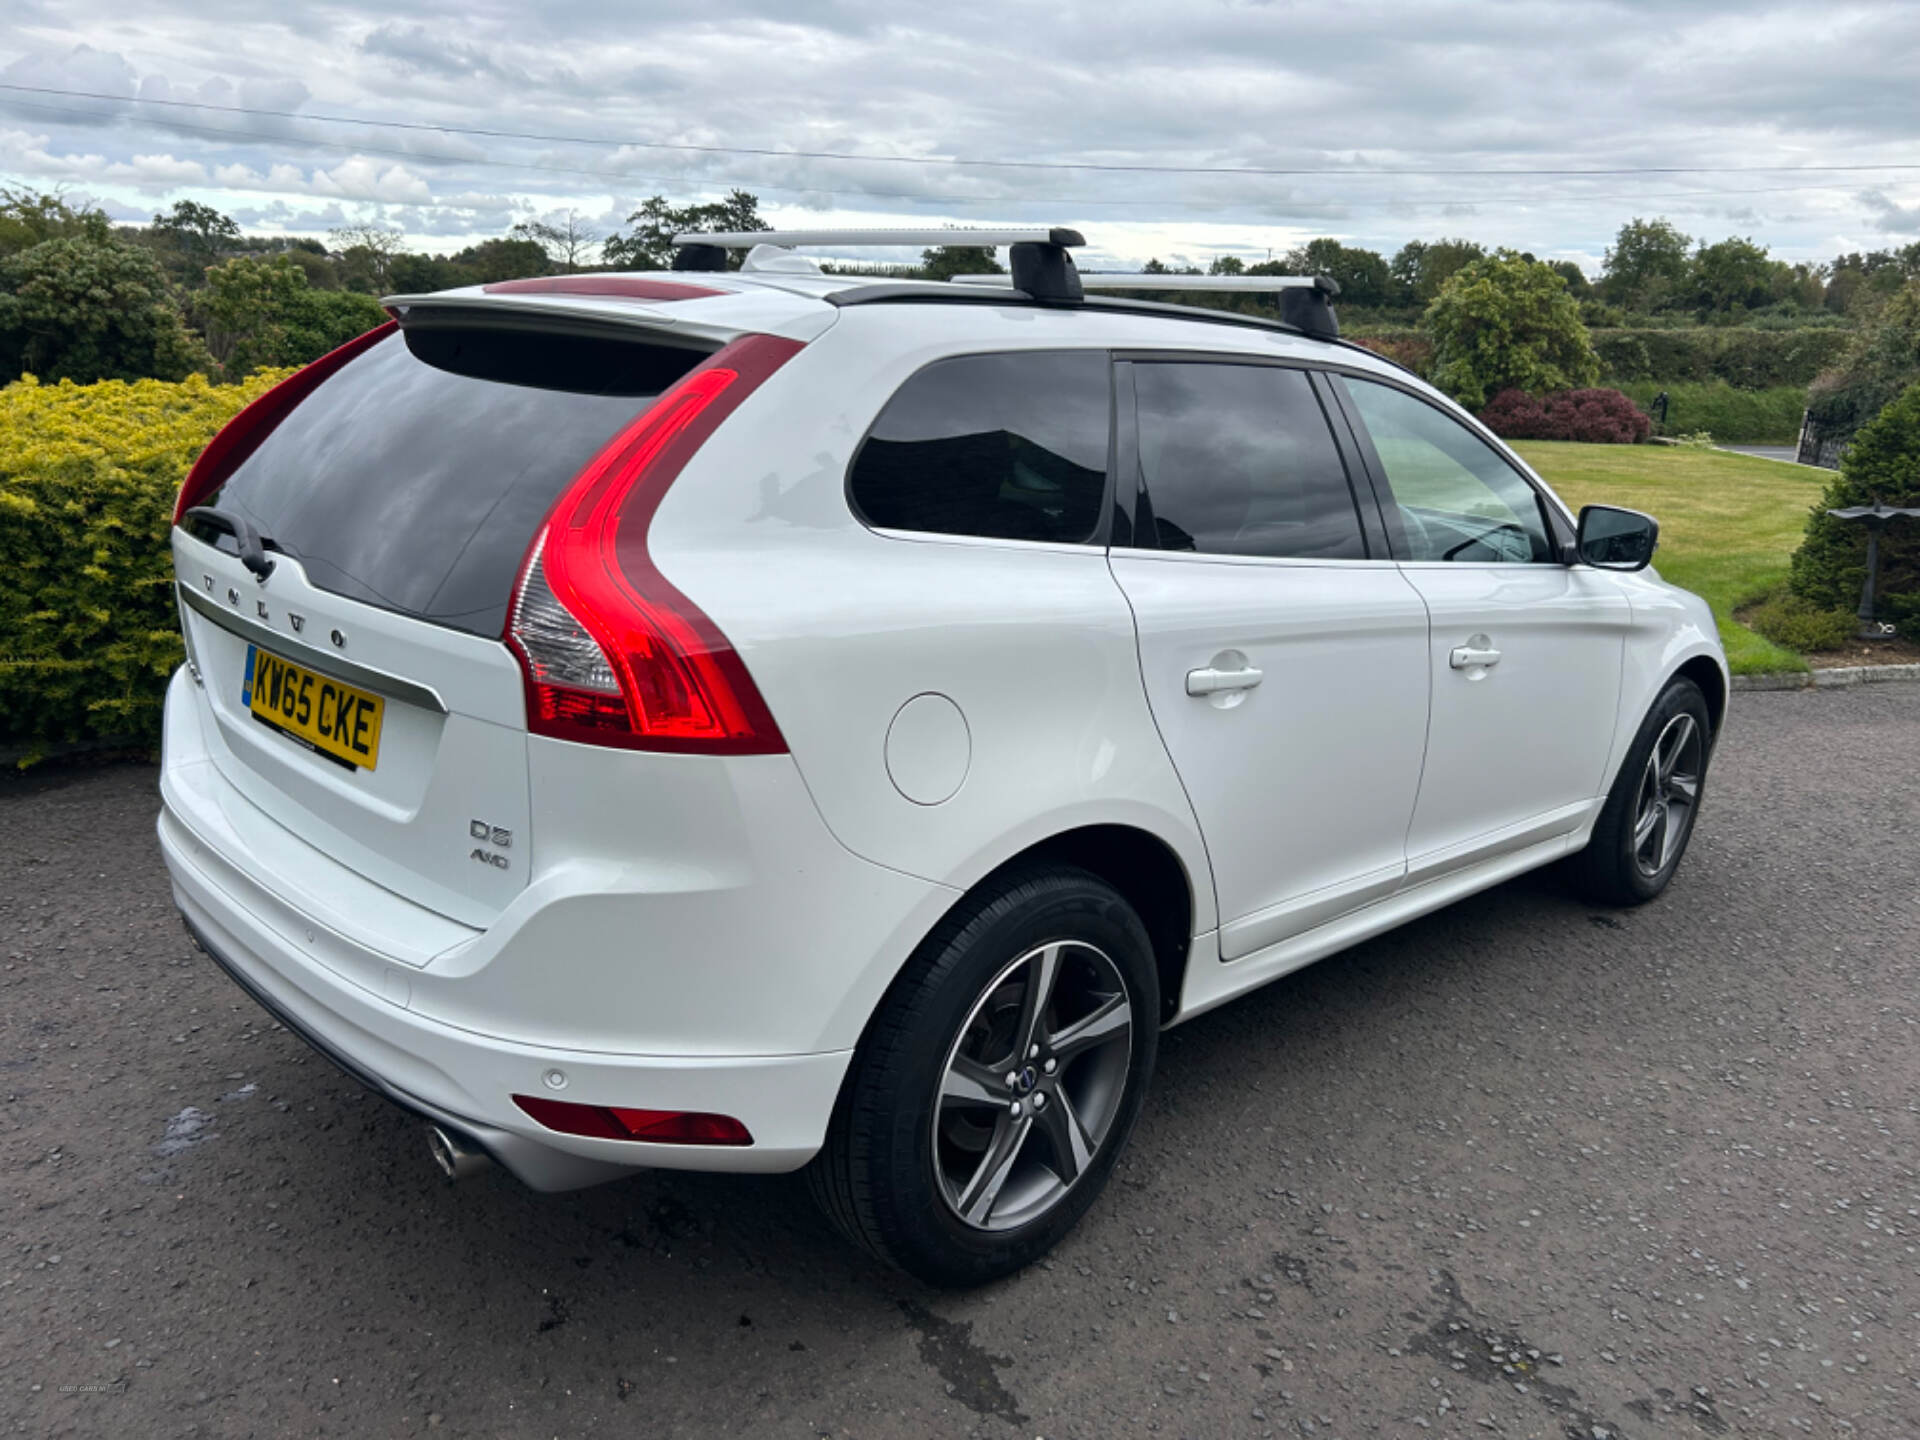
[155,666,958,1188]
[162,808,853,1184]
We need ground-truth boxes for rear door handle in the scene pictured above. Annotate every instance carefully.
[1449,645,1502,670]
[1186,665,1264,696]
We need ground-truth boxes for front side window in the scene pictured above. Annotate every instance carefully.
[1131,362,1366,560]
[849,351,1110,544]
[1341,377,1554,563]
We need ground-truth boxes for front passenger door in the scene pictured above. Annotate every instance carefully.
[1334,375,1629,881]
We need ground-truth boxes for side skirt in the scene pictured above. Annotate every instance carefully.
[1170,832,1573,1025]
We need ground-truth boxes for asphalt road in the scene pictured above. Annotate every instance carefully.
[5,684,1917,1440]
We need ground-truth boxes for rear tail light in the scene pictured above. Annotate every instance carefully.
[173,320,397,525]
[505,332,802,754]
[512,1094,753,1146]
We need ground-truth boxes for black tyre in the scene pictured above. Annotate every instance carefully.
[807,865,1159,1287]
[1568,676,1712,906]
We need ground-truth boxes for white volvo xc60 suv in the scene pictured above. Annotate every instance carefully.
[158,232,1726,1284]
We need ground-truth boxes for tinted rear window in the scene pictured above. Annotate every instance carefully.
[1133,362,1366,560]
[194,326,708,637]
[849,351,1110,544]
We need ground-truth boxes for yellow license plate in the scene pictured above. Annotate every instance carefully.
[243,644,384,770]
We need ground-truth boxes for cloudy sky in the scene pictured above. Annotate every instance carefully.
[2,1,1917,273]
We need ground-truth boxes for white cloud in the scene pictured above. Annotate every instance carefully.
[2,6,1919,261]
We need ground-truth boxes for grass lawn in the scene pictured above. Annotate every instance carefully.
[1515,441,1830,674]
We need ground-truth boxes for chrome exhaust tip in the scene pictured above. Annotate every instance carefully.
[427,1123,491,1181]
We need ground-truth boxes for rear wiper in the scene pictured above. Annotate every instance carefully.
[184,506,276,582]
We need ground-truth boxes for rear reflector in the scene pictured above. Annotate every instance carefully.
[512,1094,753,1146]
[505,332,803,754]
[173,320,398,526]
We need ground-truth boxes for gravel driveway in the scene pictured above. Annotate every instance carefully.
[4,684,1917,1439]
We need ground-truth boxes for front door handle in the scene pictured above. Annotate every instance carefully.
[1449,644,1502,670]
[1187,665,1264,696]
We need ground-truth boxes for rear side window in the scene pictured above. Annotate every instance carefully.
[193,326,708,637]
[1132,362,1367,560]
[849,351,1110,544]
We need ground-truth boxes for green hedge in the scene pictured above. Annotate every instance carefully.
[1591,327,1852,388]
[1612,380,1807,443]
[1,369,287,761]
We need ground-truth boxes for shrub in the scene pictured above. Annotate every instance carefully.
[1349,331,1433,376]
[0,369,288,760]
[1788,379,1920,630]
[1591,326,1852,388]
[1611,380,1807,443]
[1425,252,1600,410]
[1745,590,1858,653]
[0,237,211,383]
[194,255,386,376]
[1478,387,1650,444]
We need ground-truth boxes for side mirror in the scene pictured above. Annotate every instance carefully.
[1575,504,1659,571]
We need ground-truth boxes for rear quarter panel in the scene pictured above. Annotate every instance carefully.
[644,310,1218,934]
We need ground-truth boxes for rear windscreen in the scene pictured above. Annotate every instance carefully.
[192,325,710,638]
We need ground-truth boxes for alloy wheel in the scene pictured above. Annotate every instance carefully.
[932,940,1134,1232]
[1632,712,1702,878]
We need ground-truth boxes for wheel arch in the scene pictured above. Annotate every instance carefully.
[1673,653,1727,741]
[978,824,1196,1023]
[860,823,1199,1035]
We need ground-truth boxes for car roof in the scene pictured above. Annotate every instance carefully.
[383,270,1414,381]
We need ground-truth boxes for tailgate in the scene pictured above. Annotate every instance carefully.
[175,532,531,926]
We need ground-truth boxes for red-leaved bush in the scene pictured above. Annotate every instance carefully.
[1477,388,1651,444]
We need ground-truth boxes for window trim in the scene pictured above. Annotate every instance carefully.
[1114,351,1383,566]
[842,347,1120,550]
[1326,370,1576,564]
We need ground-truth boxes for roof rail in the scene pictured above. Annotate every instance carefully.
[667,227,1337,332]
[951,272,1333,294]
[953,269,1342,337]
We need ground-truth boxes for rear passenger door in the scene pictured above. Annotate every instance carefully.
[1109,359,1431,961]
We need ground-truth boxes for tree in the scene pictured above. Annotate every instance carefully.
[511,211,598,273]
[388,252,470,293]
[1789,379,1920,629]
[603,190,766,270]
[194,255,386,376]
[0,237,209,383]
[328,225,407,293]
[1803,278,1920,455]
[1548,260,1591,295]
[446,237,550,284]
[151,200,240,285]
[1423,251,1600,411]
[1269,238,1391,308]
[1209,255,1246,276]
[1688,236,1775,319]
[1389,238,1485,306]
[1824,244,1920,314]
[1601,218,1693,310]
[0,187,111,259]
[920,245,1001,281]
